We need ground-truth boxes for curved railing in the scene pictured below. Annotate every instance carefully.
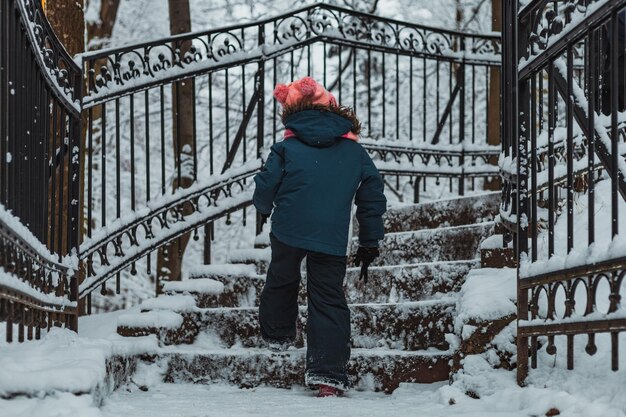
[78,161,260,298]
[0,208,77,342]
[79,3,500,106]
[0,0,82,340]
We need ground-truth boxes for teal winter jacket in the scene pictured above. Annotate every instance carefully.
[253,109,386,256]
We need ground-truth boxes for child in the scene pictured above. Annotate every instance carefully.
[253,77,386,397]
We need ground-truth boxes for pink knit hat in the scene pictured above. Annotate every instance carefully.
[273,77,338,108]
[274,77,358,141]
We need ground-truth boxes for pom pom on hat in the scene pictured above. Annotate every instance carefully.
[273,77,335,108]
[297,77,317,96]
[273,83,289,104]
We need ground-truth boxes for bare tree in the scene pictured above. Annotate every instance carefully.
[86,0,121,51]
[484,0,501,191]
[44,0,85,56]
[156,0,195,288]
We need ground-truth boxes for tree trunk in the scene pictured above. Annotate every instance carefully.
[156,0,195,290]
[86,0,121,51]
[43,0,84,256]
[44,0,84,56]
[484,0,502,191]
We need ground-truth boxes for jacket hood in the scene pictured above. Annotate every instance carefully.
[284,110,354,148]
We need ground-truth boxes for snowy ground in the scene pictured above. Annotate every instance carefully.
[2,303,625,417]
[3,361,625,417]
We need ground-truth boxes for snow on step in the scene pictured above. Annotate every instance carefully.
[175,260,477,309]
[175,300,456,351]
[227,248,271,262]
[381,191,499,234]
[162,348,452,392]
[344,260,478,303]
[355,222,495,265]
[454,267,517,333]
[162,278,225,295]
[117,311,184,329]
[140,295,197,313]
[187,263,259,279]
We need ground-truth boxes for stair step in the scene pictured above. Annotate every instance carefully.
[226,248,271,274]
[161,278,227,309]
[344,260,478,304]
[119,300,455,350]
[200,300,455,351]
[187,264,258,279]
[117,311,199,345]
[381,192,500,234]
[355,222,494,266]
[162,348,452,392]
[173,260,476,308]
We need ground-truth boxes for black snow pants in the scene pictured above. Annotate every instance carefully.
[259,233,350,390]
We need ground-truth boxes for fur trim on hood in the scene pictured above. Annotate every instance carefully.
[280,102,362,136]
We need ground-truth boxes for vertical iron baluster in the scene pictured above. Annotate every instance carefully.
[192,78,197,181]
[209,74,214,174]
[225,69,230,167]
[57,108,66,256]
[548,63,556,258]
[395,53,399,139]
[423,57,427,142]
[409,56,413,140]
[353,47,357,112]
[587,29,596,246]
[88,108,93,239]
[323,42,327,87]
[449,62,453,144]
[273,56,277,144]
[485,66,489,144]
[610,10,619,238]
[101,102,107,229]
[130,94,136,211]
[160,85,165,195]
[458,39,465,196]
[50,101,57,251]
[338,45,342,104]
[471,65,475,144]
[367,49,371,133]
[145,89,151,276]
[566,46,574,253]
[531,75,537,262]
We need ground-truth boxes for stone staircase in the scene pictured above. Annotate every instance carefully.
[117,192,499,392]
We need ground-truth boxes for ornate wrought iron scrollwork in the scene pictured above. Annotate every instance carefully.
[17,0,82,111]
[80,3,500,105]
[362,142,499,177]
[78,162,261,298]
[0,215,77,341]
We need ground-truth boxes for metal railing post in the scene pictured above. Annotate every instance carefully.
[256,23,266,236]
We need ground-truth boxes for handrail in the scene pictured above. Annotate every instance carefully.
[15,0,82,115]
[78,161,261,297]
[79,3,500,61]
[0,208,77,340]
[80,3,501,106]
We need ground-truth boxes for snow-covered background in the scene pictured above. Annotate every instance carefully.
[82,0,500,312]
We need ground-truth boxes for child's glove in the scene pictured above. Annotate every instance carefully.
[260,213,270,227]
[353,246,380,283]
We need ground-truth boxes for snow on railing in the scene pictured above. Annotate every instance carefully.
[78,160,261,298]
[79,3,500,105]
[0,205,78,342]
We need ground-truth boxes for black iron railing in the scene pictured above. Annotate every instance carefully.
[502,0,626,384]
[0,0,82,341]
[75,4,502,309]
